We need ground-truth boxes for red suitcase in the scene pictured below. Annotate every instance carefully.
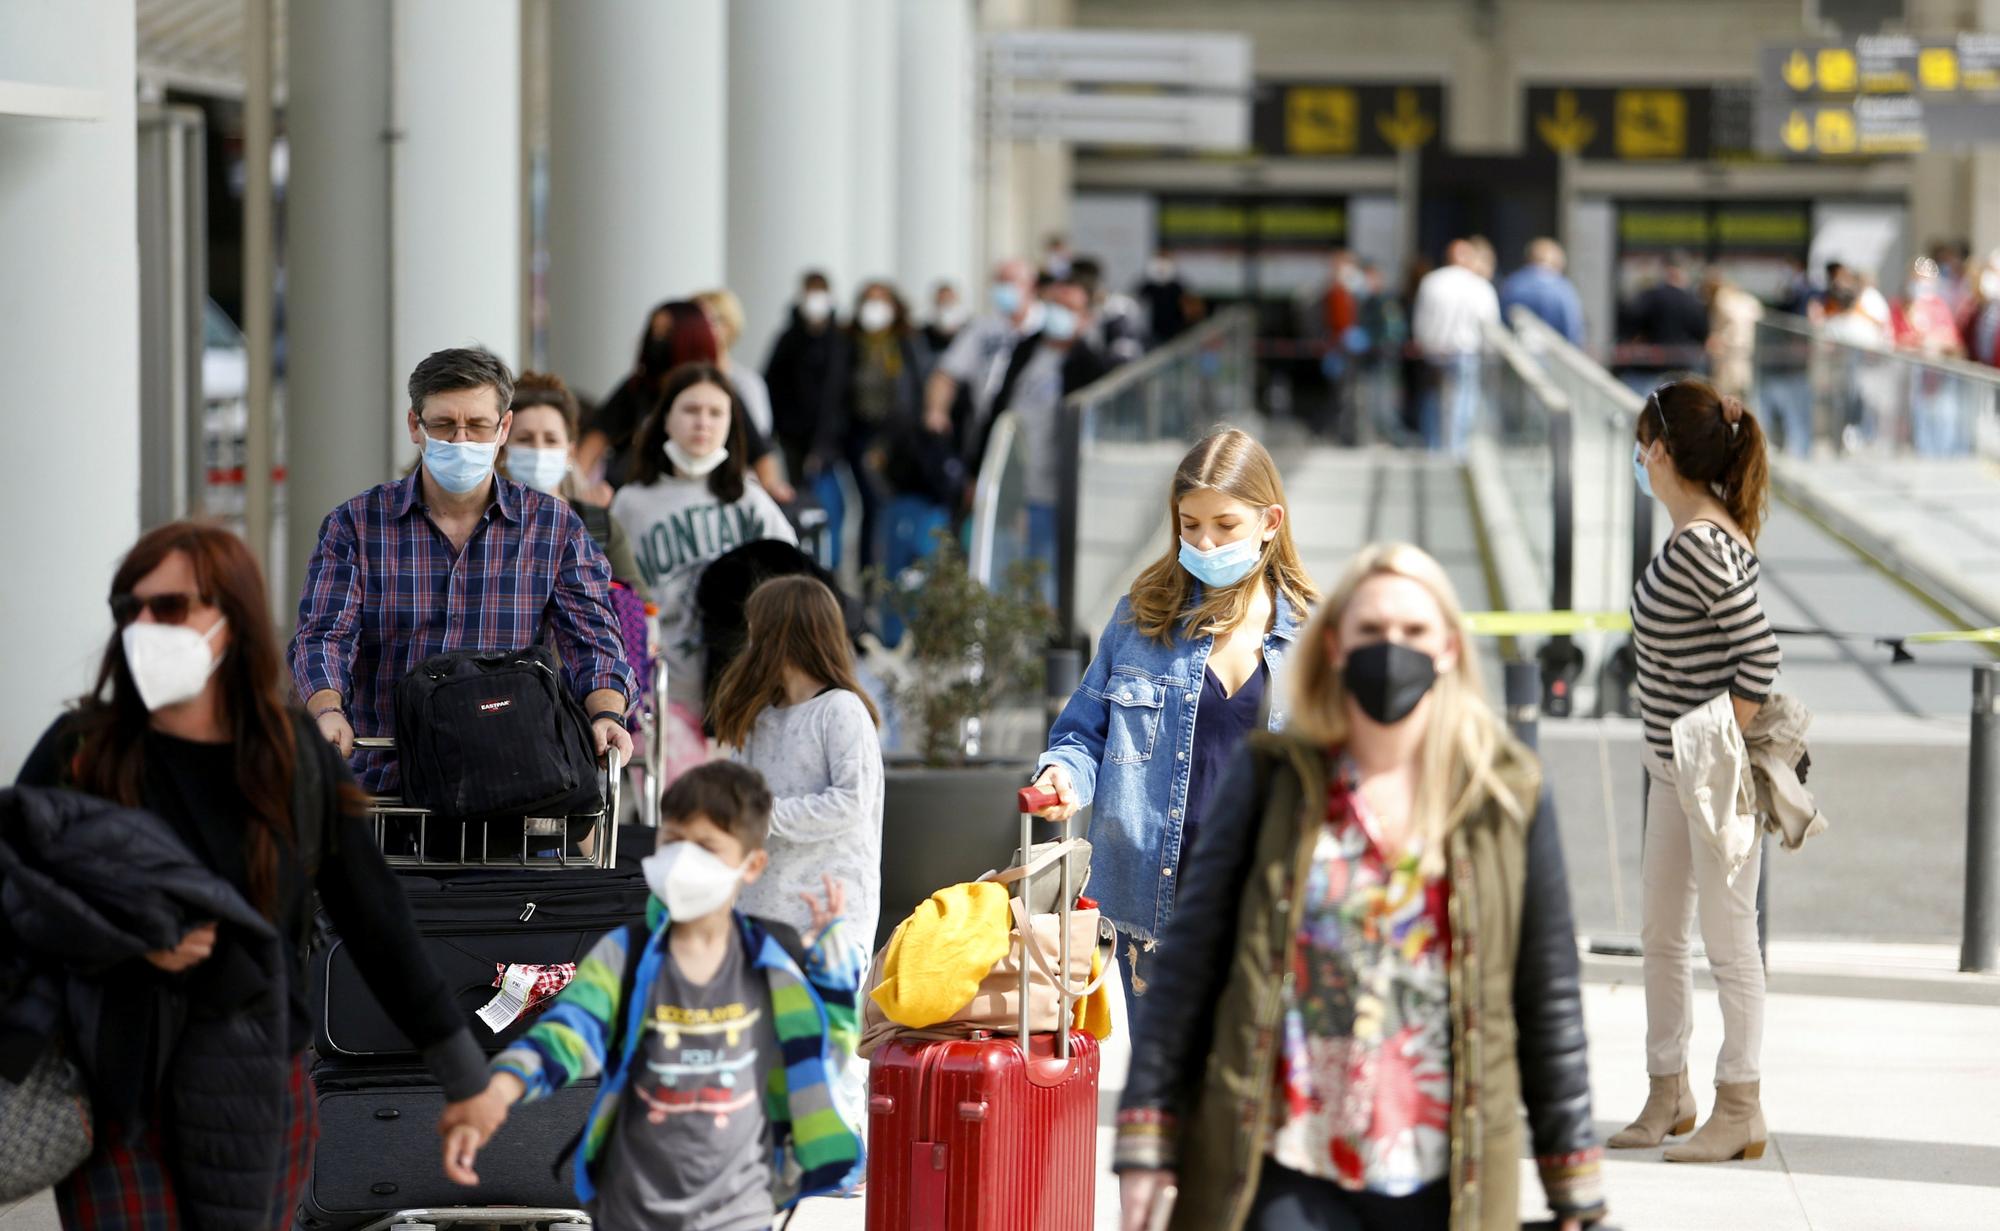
[865,788,1104,1231]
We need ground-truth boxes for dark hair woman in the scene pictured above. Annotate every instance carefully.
[821,280,933,570]
[10,521,486,1230]
[1112,543,1605,1231]
[580,300,791,501]
[1610,379,1780,1164]
[612,364,798,737]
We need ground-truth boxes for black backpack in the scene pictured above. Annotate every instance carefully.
[392,645,601,823]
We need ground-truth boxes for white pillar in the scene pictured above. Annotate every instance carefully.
[286,0,521,616]
[391,0,522,471]
[0,0,139,769]
[896,0,975,304]
[547,0,727,398]
[849,0,899,285]
[729,0,856,362]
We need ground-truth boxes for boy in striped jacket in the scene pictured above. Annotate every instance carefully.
[440,762,866,1228]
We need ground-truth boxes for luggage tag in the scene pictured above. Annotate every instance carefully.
[476,962,577,1032]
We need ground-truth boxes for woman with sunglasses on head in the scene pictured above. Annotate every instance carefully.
[1112,542,1604,1231]
[1609,379,1780,1164]
[11,522,487,1230]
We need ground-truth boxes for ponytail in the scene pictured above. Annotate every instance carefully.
[1718,395,1769,545]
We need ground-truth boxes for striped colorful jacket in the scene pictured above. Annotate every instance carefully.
[490,899,866,1207]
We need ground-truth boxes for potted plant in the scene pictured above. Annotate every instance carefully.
[873,538,1053,949]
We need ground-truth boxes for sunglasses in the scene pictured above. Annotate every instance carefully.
[109,591,206,626]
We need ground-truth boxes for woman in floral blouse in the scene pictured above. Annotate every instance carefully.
[1113,542,1605,1231]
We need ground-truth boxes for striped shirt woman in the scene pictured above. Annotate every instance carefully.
[1631,522,1782,761]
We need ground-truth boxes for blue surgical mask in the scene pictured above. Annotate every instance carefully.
[1042,304,1079,342]
[1179,535,1263,589]
[992,283,1022,316]
[1632,442,1656,502]
[424,435,498,494]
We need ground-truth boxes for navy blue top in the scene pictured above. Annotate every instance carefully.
[1181,661,1268,871]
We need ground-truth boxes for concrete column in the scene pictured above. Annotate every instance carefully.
[286,0,521,618]
[547,0,727,398]
[0,0,139,769]
[849,0,899,284]
[391,0,522,470]
[729,0,857,359]
[1969,149,2000,262]
[896,0,976,303]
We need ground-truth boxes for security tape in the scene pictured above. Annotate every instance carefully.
[1461,609,2000,658]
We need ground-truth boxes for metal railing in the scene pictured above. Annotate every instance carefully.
[1750,311,2000,460]
[1510,307,1654,719]
[969,306,1257,641]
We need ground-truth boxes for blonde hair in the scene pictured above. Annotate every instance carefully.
[695,288,745,352]
[1126,428,1318,644]
[1287,542,1536,874]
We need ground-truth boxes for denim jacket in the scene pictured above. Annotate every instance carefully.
[1037,591,1304,941]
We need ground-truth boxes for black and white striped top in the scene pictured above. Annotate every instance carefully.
[1631,523,1782,759]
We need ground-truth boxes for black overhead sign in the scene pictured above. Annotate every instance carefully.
[1523,86,1714,161]
[1755,34,2000,154]
[1251,82,1446,157]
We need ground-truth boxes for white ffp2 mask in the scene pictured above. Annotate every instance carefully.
[121,618,227,711]
[641,841,747,920]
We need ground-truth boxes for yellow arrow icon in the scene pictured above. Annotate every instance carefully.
[1781,109,1813,151]
[1783,50,1815,91]
[1375,87,1436,150]
[1536,89,1597,154]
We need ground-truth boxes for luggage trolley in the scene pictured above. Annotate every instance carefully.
[357,1208,591,1231]
[352,737,624,868]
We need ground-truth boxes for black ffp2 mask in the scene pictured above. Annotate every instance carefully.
[1342,641,1438,726]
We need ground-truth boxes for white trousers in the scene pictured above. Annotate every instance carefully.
[1641,756,1765,1085]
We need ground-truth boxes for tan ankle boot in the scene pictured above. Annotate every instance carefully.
[1607,1069,1697,1148]
[1664,1080,1767,1163]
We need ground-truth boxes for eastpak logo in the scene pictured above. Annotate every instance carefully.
[477,698,513,715]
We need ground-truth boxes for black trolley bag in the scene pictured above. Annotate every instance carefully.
[302,728,641,1231]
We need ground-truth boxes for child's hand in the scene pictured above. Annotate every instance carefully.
[438,1073,523,1186]
[800,873,847,945]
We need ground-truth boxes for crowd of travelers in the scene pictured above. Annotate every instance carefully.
[6,204,1814,1228]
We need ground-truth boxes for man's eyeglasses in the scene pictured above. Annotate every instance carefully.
[110,592,206,626]
[421,419,502,443]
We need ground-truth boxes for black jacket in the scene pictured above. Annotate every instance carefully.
[819,329,934,460]
[763,309,844,453]
[0,786,290,1230]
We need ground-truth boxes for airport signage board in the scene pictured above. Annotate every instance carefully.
[1755,35,2000,153]
[1523,85,1714,161]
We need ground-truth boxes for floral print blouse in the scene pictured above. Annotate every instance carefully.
[1269,759,1454,1195]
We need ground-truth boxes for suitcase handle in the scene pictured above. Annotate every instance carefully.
[1017,785,1077,1060]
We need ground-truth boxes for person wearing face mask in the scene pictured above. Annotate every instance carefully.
[922,257,1044,455]
[14,522,490,1230]
[1111,542,1606,1231]
[1614,380,1782,1166]
[764,269,845,487]
[612,363,797,733]
[1137,249,1196,345]
[291,347,636,794]
[978,279,1112,598]
[1893,257,1970,456]
[818,280,934,573]
[439,761,867,1224]
[1031,429,1316,1011]
[504,370,643,585]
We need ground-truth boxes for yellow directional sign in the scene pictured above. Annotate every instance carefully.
[1284,87,1358,155]
[1783,50,1815,91]
[1816,47,1857,93]
[1535,89,1596,154]
[1815,107,1857,154]
[1782,110,1812,151]
[1920,47,1958,91]
[1614,89,1686,158]
[1374,87,1436,150]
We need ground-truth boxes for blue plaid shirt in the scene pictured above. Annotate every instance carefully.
[289,469,637,792]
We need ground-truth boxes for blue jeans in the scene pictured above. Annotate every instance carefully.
[1248,1159,1449,1231]
[1026,501,1059,609]
[1421,353,1483,456]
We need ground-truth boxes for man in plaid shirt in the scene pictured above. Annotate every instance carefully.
[290,347,637,792]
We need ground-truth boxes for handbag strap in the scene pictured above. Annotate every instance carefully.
[985,838,1086,888]
[1007,897,1114,1002]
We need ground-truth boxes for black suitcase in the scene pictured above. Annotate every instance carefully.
[298,1062,597,1230]
[312,867,650,1061]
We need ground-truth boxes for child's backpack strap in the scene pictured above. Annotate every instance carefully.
[553,919,649,1180]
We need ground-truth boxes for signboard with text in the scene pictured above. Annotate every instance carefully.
[1523,85,1715,161]
[1755,34,2000,154]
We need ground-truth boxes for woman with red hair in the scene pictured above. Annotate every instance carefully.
[12,521,484,1230]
